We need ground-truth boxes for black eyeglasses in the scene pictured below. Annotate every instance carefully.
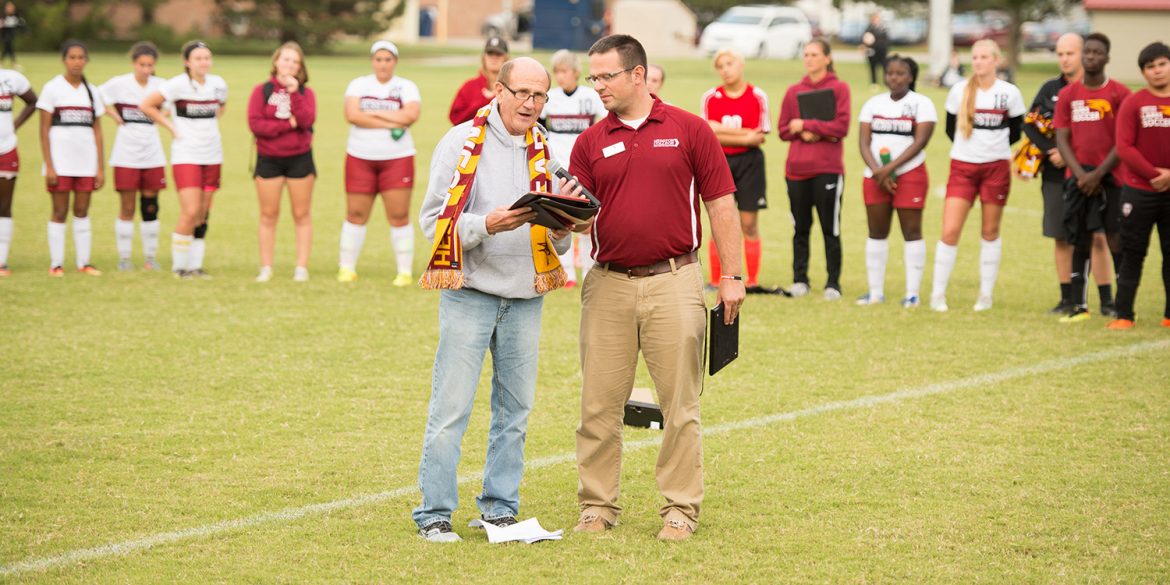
[585,67,636,85]
[499,82,549,105]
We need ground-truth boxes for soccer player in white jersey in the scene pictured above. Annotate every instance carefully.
[543,49,604,287]
[37,40,105,277]
[856,55,936,308]
[931,40,1026,312]
[141,40,227,279]
[101,41,166,271]
[0,57,35,276]
[338,41,421,285]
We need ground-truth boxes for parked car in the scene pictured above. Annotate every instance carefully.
[888,16,927,46]
[837,17,867,45]
[482,5,533,40]
[1022,16,1092,51]
[698,5,813,59]
[952,11,1010,47]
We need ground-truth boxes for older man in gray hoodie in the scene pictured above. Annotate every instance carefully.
[413,57,581,542]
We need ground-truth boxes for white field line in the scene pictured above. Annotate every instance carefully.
[3,339,1166,577]
[932,185,1044,217]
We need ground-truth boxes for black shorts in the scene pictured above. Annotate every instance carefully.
[254,151,316,179]
[726,148,767,211]
[1081,178,1122,236]
[1041,178,1067,239]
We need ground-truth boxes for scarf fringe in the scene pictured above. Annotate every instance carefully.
[534,266,568,294]
[419,268,465,290]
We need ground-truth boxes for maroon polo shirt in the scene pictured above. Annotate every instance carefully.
[569,97,736,267]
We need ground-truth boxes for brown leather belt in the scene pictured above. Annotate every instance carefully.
[602,251,698,278]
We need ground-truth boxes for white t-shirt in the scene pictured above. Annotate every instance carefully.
[36,75,104,177]
[345,75,420,161]
[0,69,31,154]
[543,85,605,166]
[858,90,938,177]
[945,78,1026,164]
[159,73,227,165]
[100,73,166,169]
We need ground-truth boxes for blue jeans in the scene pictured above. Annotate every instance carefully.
[412,287,544,529]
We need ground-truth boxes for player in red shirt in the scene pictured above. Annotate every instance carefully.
[701,48,776,293]
[1054,33,1131,322]
[1109,41,1170,330]
[447,37,508,126]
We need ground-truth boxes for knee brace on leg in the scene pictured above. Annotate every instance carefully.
[193,220,209,239]
[140,195,159,222]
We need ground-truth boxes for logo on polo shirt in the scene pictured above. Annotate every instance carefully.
[653,138,679,148]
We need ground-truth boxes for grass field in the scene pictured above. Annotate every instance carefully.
[1,46,1168,583]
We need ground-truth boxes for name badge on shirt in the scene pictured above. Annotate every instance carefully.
[602,142,626,158]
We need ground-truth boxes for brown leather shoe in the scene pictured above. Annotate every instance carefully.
[656,519,694,541]
[573,513,611,533]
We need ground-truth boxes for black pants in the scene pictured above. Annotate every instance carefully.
[787,174,843,289]
[867,51,887,85]
[1114,185,1170,320]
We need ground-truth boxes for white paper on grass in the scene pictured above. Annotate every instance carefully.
[467,518,564,544]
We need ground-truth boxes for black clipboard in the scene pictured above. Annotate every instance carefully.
[509,191,599,230]
[708,304,739,376]
[797,88,836,121]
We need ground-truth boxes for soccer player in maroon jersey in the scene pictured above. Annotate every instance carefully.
[1054,33,1131,322]
[1109,41,1170,330]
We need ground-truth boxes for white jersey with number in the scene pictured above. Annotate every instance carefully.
[858,90,938,177]
[345,74,420,161]
[36,75,104,177]
[159,73,227,165]
[945,78,1026,164]
[100,73,166,169]
[0,69,30,154]
[543,85,605,166]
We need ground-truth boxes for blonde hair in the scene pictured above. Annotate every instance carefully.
[958,39,1001,140]
[269,41,308,86]
[712,48,744,68]
[550,49,579,73]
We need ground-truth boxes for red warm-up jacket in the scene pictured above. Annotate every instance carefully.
[247,78,315,158]
[777,72,851,179]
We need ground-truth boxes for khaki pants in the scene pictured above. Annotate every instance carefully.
[576,261,706,530]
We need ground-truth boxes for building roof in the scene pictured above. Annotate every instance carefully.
[1084,0,1170,10]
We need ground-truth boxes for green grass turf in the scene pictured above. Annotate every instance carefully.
[1,47,1168,583]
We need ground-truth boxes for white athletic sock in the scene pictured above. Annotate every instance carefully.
[171,233,192,272]
[932,241,958,299]
[558,236,576,281]
[0,217,12,266]
[578,233,595,275]
[189,238,206,270]
[904,239,926,299]
[115,218,134,261]
[72,216,92,269]
[389,223,414,275]
[140,220,160,259]
[339,221,367,270]
[979,237,1002,298]
[48,221,66,268]
[865,237,889,298]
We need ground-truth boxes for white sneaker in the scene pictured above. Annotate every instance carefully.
[973,295,993,312]
[255,266,273,283]
[790,282,810,297]
[930,294,949,312]
[856,292,883,305]
[418,520,462,543]
[823,287,842,301]
[293,266,310,282]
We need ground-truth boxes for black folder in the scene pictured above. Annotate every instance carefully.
[509,191,599,230]
[797,88,836,121]
[708,303,739,376]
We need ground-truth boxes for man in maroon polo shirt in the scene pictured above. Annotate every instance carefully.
[568,34,745,541]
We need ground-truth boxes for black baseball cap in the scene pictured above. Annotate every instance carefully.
[484,36,509,55]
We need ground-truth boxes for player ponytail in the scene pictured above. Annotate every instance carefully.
[60,40,96,126]
[958,40,1001,140]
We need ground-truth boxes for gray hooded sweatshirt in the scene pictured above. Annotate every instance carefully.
[419,105,571,300]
